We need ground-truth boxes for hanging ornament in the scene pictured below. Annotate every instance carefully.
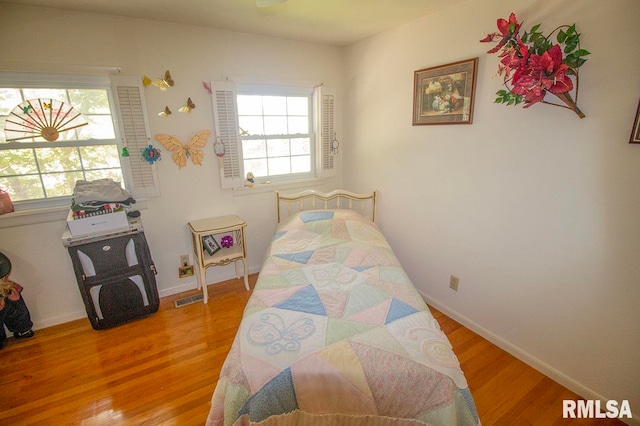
[214,136,225,157]
[142,145,162,164]
[331,132,340,155]
[4,98,88,142]
[121,146,130,157]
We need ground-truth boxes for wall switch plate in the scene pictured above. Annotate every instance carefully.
[449,275,459,291]
[180,254,190,266]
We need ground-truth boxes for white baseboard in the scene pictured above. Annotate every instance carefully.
[158,280,198,298]
[158,264,262,299]
[33,310,86,330]
[422,293,640,426]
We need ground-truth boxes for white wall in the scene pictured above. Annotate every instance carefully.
[1,0,638,421]
[343,0,640,420]
[0,4,342,327]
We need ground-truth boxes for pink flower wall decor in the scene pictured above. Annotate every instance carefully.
[481,13,590,118]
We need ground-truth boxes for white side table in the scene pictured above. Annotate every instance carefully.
[188,215,249,303]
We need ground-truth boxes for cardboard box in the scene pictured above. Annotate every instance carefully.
[67,209,129,237]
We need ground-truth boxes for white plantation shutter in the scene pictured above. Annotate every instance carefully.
[316,86,336,177]
[110,75,160,198]
[211,81,244,189]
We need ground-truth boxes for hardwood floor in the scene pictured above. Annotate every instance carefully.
[0,274,623,425]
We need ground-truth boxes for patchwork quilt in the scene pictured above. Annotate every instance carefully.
[207,210,480,425]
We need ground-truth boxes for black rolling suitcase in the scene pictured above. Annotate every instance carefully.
[67,231,159,329]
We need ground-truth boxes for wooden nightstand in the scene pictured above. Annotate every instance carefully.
[188,215,249,303]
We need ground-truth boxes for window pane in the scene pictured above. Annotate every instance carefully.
[80,145,121,169]
[264,116,287,135]
[0,80,126,203]
[42,171,83,198]
[287,97,308,115]
[237,95,263,115]
[0,175,44,201]
[268,157,290,175]
[235,89,314,181]
[267,139,290,157]
[0,149,38,175]
[288,116,309,134]
[291,138,310,155]
[291,155,311,173]
[22,89,67,102]
[244,159,268,177]
[78,115,116,140]
[263,96,286,115]
[242,139,266,159]
[67,89,111,114]
[238,116,264,135]
[0,89,22,114]
[85,168,123,182]
[36,147,81,172]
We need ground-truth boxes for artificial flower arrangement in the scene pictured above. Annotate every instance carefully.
[480,13,590,118]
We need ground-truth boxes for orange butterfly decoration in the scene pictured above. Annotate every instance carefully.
[154,130,210,169]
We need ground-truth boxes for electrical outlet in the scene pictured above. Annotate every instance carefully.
[180,254,190,266]
[449,275,459,291]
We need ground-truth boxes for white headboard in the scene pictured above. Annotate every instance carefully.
[276,189,377,224]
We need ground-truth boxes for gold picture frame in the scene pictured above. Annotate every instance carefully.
[629,98,640,144]
[413,57,478,125]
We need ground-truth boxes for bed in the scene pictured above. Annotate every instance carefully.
[206,190,480,425]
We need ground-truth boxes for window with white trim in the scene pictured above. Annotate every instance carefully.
[211,81,336,189]
[0,72,158,210]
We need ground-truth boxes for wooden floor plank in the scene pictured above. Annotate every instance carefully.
[0,275,623,425]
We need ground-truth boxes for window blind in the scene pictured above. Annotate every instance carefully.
[110,75,160,198]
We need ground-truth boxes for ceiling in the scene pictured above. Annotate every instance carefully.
[2,0,466,46]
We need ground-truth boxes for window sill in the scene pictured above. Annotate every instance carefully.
[232,177,330,196]
[0,200,148,229]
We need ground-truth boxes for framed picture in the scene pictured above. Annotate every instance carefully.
[413,57,478,125]
[179,265,194,278]
[630,99,640,144]
[202,235,221,256]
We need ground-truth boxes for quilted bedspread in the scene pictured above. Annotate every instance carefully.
[207,210,480,425]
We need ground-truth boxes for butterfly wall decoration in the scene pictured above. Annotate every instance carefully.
[154,130,210,169]
[158,106,172,117]
[143,70,175,91]
[178,97,195,113]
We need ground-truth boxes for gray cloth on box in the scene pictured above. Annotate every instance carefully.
[72,179,135,211]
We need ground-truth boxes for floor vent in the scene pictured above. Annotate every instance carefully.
[174,293,204,308]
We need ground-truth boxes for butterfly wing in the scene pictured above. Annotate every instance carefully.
[151,79,169,91]
[155,134,188,169]
[186,130,211,166]
[172,150,188,168]
[164,70,175,88]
